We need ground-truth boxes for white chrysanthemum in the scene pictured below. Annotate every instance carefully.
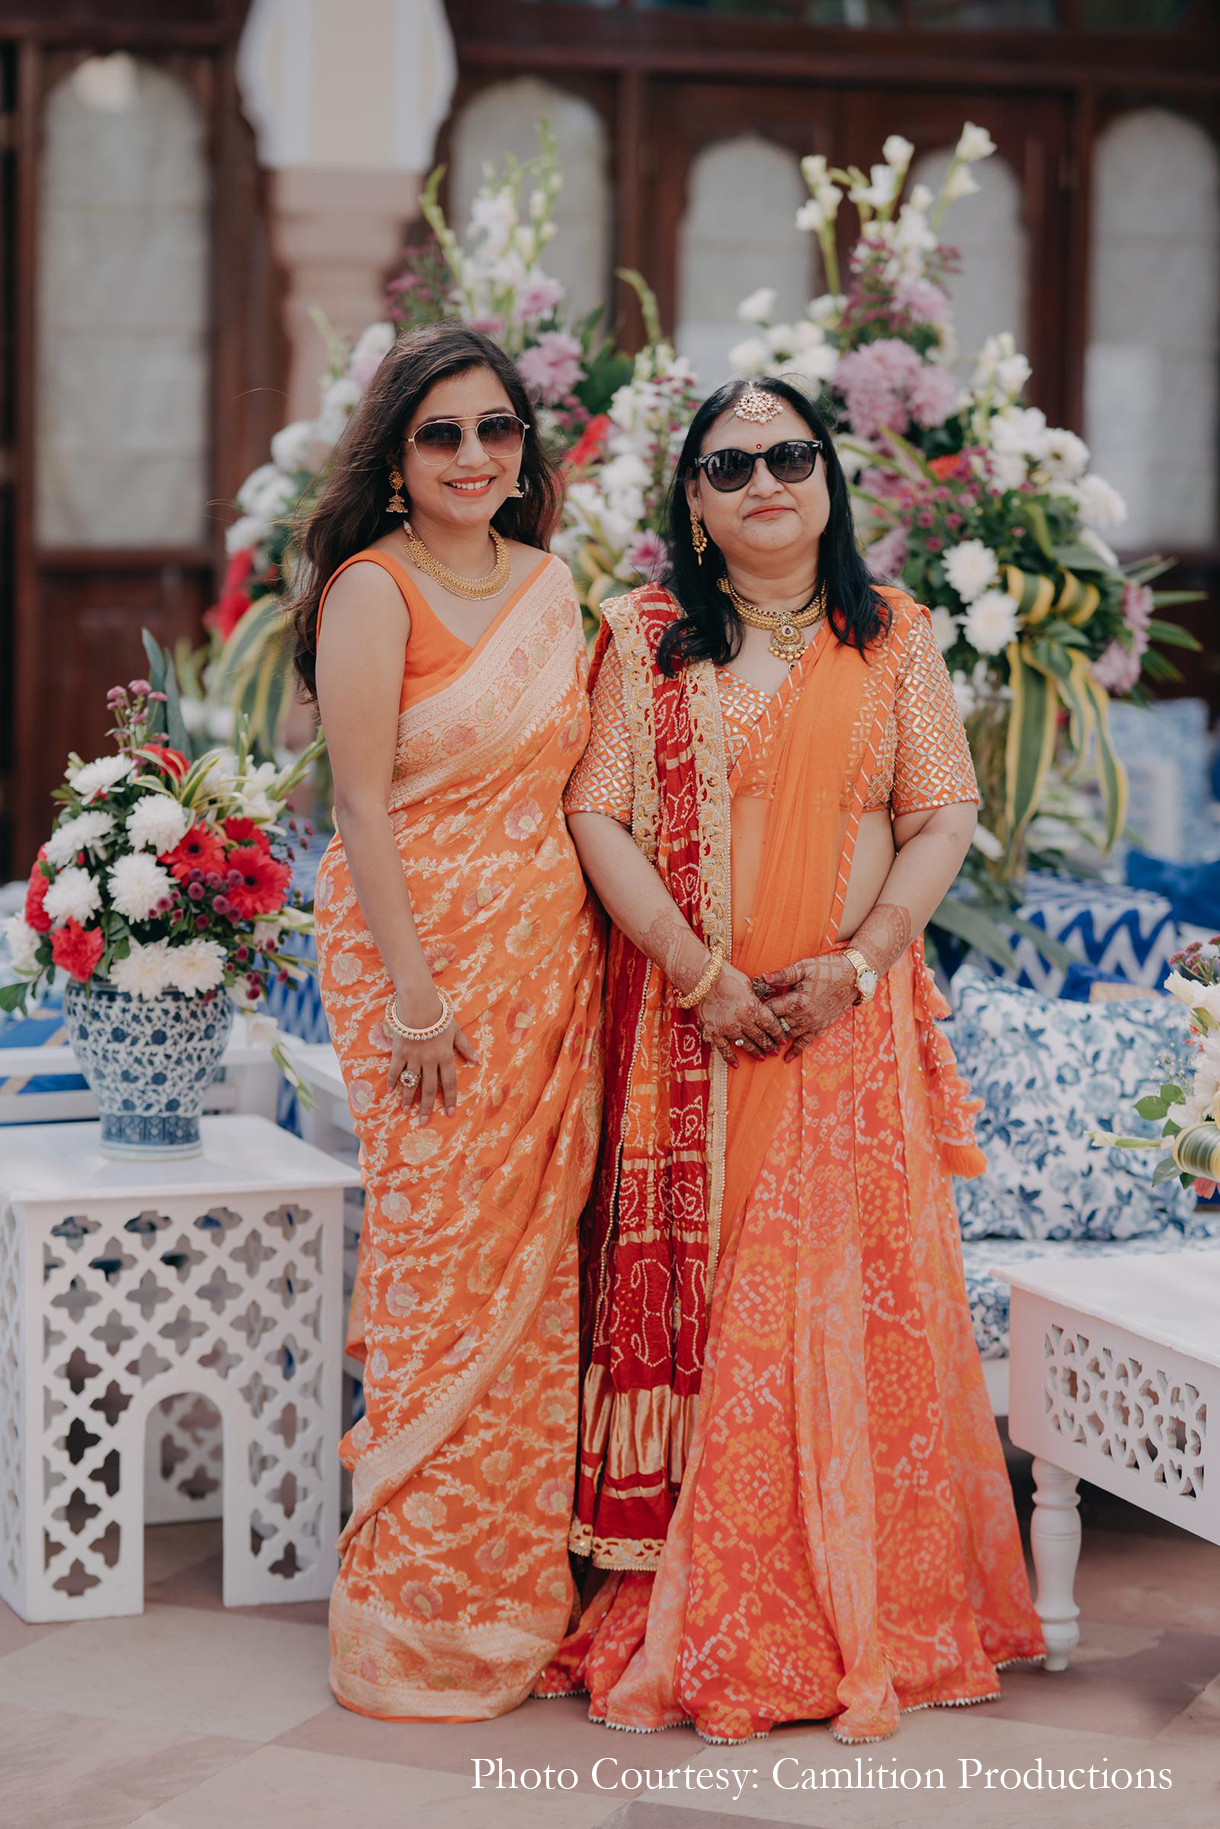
[3,914,42,974]
[965,590,1021,657]
[270,419,317,473]
[1041,427,1090,482]
[1076,473,1127,531]
[45,810,116,869]
[236,462,280,515]
[68,754,134,801]
[929,606,959,653]
[728,336,769,377]
[109,939,171,1000]
[108,854,173,922]
[126,795,191,854]
[165,938,227,996]
[737,287,777,326]
[943,539,999,605]
[991,404,1050,462]
[43,866,101,926]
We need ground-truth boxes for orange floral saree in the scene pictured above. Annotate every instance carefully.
[543,583,1044,1744]
[314,550,603,1720]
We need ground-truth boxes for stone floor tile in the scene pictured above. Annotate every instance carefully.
[141,1520,222,1589]
[599,1809,808,1829]
[1156,1670,1220,1744]
[0,1597,66,1660]
[132,1744,622,1828]
[0,1703,256,1829]
[143,1542,331,1626]
[1069,1529,1220,1636]
[985,1621,1220,1738]
[0,1604,331,1742]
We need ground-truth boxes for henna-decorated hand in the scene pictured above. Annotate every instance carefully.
[753,954,858,1061]
[697,961,787,1068]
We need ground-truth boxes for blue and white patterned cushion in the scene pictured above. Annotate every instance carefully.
[1108,698,1220,862]
[965,871,1177,998]
[962,1223,1220,1360]
[949,965,1197,1242]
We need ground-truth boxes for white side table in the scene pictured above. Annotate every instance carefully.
[0,1115,359,1621]
[1001,1250,1220,1671]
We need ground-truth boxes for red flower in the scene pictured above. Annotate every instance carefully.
[163,824,227,882]
[138,743,189,780]
[24,851,52,935]
[929,452,971,481]
[564,413,611,469]
[50,920,103,982]
[203,589,251,643]
[224,547,254,590]
[225,845,292,921]
[223,816,270,852]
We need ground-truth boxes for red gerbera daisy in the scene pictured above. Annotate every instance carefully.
[223,816,271,852]
[225,845,292,920]
[163,824,227,883]
[138,742,189,780]
[50,920,104,982]
[24,849,52,934]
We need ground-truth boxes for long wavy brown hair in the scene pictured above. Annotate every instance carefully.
[288,321,563,699]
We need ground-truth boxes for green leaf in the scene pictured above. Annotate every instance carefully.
[0,981,31,1013]
[1136,1095,1169,1121]
[1023,501,1056,562]
[142,629,192,760]
[1161,1083,1186,1105]
[1140,649,1182,683]
[1149,589,1206,606]
[1152,1155,1182,1186]
[1052,540,1110,573]
[1145,618,1201,649]
[929,895,1017,971]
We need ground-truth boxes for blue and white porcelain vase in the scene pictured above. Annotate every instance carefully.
[63,980,233,1159]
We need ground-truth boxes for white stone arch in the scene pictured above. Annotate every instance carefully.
[910,145,1028,370]
[675,134,812,390]
[36,55,210,547]
[1086,108,1220,547]
[449,77,612,324]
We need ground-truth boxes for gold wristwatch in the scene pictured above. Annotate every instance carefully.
[843,946,879,1004]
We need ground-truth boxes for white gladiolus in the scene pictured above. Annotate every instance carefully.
[350,320,395,372]
[852,163,900,209]
[110,939,171,1000]
[599,453,650,495]
[909,182,934,212]
[1076,473,1128,531]
[270,420,318,472]
[468,192,517,257]
[108,854,174,922]
[942,166,980,203]
[929,606,959,653]
[728,336,769,377]
[3,914,42,974]
[316,375,361,444]
[43,867,101,926]
[45,811,115,868]
[956,122,997,163]
[965,590,1021,657]
[737,287,777,325]
[236,463,279,514]
[801,154,828,189]
[950,672,977,720]
[882,135,914,171]
[68,754,134,800]
[943,539,1000,604]
[165,938,227,996]
[225,514,267,556]
[995,353,1032,397]
[795,199,827,234]
[234,760,280,826]
[126,796,191,854]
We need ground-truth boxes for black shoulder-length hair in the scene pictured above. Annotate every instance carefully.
[656,374,889,676]
[289,321,562,700]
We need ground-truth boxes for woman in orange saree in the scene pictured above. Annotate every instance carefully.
[290,324,602,1721]
[542,376,1044,1745]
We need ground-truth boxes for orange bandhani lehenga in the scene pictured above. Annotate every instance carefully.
[543,582,1044,1745]
[314,550,603,1720]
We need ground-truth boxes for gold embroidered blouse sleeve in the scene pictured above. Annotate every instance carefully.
[889,607,980,816]
[562,637,634,824]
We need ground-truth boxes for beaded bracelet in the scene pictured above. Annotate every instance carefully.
[385,986,454,1043]
[675,940,725,1010]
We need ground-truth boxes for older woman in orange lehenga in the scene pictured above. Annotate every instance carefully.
[289,323,602,1720]
[539,376,1043,1746]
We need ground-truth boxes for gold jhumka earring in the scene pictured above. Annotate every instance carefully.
[690,509,708,565]
[386,468,407,516]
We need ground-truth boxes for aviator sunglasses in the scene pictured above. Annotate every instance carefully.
[407,413,528,465]
[694,438,823,494]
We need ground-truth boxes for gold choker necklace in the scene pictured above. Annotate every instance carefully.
[402,521,511,600]
[717,575,826,663]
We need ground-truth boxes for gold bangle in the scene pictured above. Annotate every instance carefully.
[386,986,454,1042]
[675,940,725,1010]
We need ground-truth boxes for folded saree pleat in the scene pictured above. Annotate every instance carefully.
[315,553,604,1720]
[546,585,1043,1740]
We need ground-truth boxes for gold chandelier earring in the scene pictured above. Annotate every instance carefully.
[508,478,525,499]
[690,509,708,566]
[387,467,407,516]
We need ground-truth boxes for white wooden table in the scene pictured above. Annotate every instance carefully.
[0,1115,359,1621]
[1001,1250,1220,1670]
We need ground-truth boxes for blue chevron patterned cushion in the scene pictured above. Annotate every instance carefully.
[1002,871,1177,997]
[949,966,1197,1243]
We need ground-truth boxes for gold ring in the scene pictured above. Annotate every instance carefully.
[402,1070,421,1089]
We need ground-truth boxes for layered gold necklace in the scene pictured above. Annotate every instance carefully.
[717,574,827,663]
[402,520,511,600]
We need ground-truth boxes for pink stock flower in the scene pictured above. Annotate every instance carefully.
[517,331,584,404]
[1122,579,1154,636]
[896,278,952,325]
[624,530,669,580]
[466,314,505,339]
[834,339,955,440]
[865,527,909,580]
[1091,640,1142,695]
[515,276,565,323]
[907,362,958,429]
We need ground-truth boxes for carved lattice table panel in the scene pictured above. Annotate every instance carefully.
[1003,1250,1220,1670]
[0,1116,358,1621]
